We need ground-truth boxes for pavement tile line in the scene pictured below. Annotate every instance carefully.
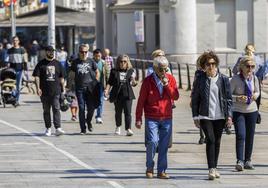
[0,119,124,188]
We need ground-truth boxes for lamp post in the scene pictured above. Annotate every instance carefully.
[10,0,16,37]
[48,0,55,47]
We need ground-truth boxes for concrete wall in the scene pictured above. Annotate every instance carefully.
[196,0,215,52]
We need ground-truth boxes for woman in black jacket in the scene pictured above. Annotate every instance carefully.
[191,51,233,180]
[104,54,137,136]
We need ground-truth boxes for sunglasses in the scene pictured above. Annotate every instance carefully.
[205,62,216,67]
[120,60,127,63]
[246,65,255,69]
[158,67,168,72]
[80,51,88,54]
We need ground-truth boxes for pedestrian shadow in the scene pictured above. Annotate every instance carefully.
[65,133,110,136]
[22,100,41,104]
[83,141,144,145]
[105,149,145,153]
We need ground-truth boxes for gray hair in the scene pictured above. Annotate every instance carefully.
[153,56,169,68]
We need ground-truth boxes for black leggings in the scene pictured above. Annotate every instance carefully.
[200,119,225,169]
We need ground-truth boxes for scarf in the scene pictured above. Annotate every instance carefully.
[240,74,253,105]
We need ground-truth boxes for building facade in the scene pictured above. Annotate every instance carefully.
[96,0,268,63]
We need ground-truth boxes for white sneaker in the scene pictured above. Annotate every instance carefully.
[115,127,121,135]
[126,129,134,136]
[45,128,52,136]
[96,117,103,124]
[55,128,65,136]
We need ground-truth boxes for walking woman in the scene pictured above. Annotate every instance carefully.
[191,51,233,180]
[230,56,260,171]
[104,54,137,136]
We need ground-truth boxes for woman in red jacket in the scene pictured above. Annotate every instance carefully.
[135,56,179,179]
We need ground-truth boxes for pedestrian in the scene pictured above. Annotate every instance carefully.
[103,48,114,80]
[190,54,206,145]
[29,40,39,68]
[191,51,233,180]
[66,61,78,121]
[92,49,109,124]
[6,36,27,106]
[135,56,179,179]
[232,44,263,123]
[69,44,100,134]
[56,45,68,79]
[0,43,6,68]
[230,56,260,171]
[32,45,65,136]
[104,54,137,136]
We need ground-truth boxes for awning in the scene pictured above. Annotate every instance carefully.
[0,11,95,27]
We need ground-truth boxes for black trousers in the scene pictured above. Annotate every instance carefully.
[41,95,61,129]
[114,99,132,130]
[200,119,225,169]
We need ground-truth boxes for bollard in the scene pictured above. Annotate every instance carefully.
[177,63,182,89]
[135,59,139,81]
[228,66,232,78]
[142,60,146,81]
[186,64,191,91]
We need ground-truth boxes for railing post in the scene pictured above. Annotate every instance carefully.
[134,59,139,81]
[177,63,182,89]
[142,60,146,81]
[186,64,191,91]
[228,66,232,78]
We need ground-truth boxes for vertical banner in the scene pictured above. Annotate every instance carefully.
[134,10,144,43]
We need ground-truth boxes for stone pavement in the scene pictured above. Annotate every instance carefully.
[0,85,268,188]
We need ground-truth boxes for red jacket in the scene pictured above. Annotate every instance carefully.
[136,73,179,123]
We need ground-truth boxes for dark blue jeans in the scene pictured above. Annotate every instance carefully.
[76,87,96,132]
[233,111,258,162]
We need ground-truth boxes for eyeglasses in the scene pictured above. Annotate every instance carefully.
[205,62,217,67]
[158,67,168,72]
[246,65,255,69]
[80,51,88,54]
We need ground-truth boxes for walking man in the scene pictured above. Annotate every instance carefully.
[33,45,65,136]
[70,44,100,134]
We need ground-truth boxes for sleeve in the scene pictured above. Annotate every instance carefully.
[108,69,115,86]
[135,79,149,123]
[230,76,238,102]
[92,59,98,71]
[164,75,179,101]
[191,76,200,118]
[32,63,40,77]
[224,77,233,118]
[253,76,260,99]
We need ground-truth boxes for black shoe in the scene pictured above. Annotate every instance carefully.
[198,137,205,144]
[88,123,93,132]
[225,127,232,135]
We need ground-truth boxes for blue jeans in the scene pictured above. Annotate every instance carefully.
[76,87,96,132]
[95,85,104,118]
[233,111,258,162]
[15,70,23,102]
[145,118,172,173]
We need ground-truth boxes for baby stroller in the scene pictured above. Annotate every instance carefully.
[0,68,17,108]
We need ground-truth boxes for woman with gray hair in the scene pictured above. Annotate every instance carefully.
[104,54,137,136]
[136,56,179,179]
[230,56,260,171]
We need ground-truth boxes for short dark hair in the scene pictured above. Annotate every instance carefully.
[93,48,102,55]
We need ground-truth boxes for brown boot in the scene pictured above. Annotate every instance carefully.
[146,170,154,179]
[157,172,170,179]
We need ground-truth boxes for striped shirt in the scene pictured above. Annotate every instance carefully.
[7,47,26,71]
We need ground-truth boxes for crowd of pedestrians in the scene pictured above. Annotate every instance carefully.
[1,36,268,180]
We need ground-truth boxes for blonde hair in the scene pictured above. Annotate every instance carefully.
[151,49,165,59]
[239,56,256,71]
[115,54,133,70]
[244,44,255,56]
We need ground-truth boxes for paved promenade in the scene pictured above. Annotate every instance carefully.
[0,84,268,188]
